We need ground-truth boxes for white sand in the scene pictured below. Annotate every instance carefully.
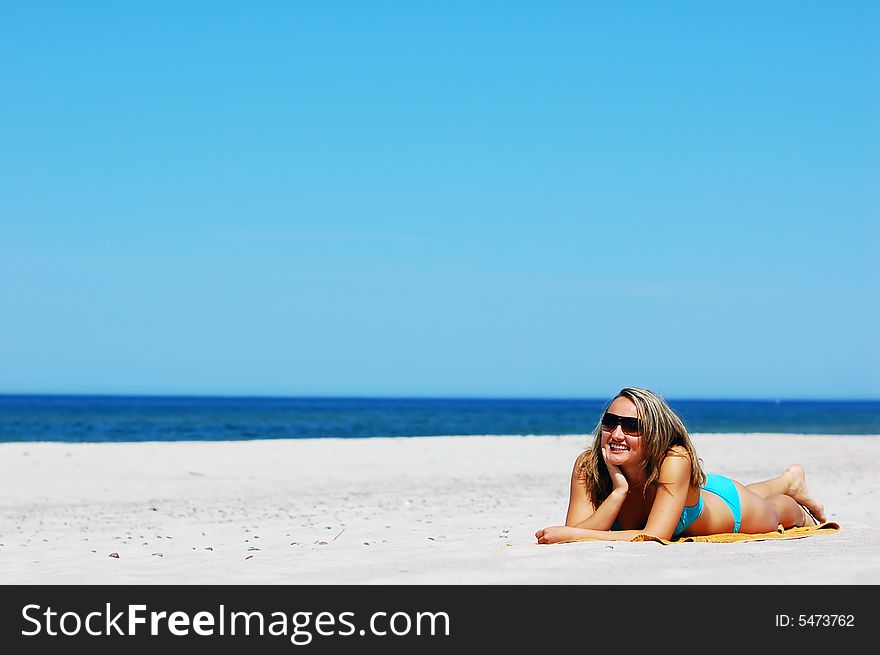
[1,433,878,584]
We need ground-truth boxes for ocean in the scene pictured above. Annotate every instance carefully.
[0,395,878,442]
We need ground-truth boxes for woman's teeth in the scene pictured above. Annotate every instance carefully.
[609,444,628,452]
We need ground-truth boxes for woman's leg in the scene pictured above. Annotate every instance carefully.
[738,485,819,533]
[745,473,789,499]
[745,464,825,523]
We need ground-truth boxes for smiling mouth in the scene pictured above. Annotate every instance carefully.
[609,443,629,452]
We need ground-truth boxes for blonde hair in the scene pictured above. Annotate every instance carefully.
[577,387,706,507]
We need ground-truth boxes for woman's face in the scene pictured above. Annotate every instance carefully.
[601,395,644,467]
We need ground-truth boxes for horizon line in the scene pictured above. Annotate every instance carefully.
[1,392,878,403]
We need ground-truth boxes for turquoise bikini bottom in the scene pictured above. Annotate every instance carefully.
[674,473,742,537]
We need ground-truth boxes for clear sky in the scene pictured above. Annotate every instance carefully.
[1,1,877,399]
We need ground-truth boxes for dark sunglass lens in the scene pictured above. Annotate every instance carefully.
[601,413,617,429]
[621,417,641,434]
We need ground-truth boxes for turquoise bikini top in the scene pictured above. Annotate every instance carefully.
[673,494,704,537]
[611,493,704,538]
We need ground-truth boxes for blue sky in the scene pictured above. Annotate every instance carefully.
[1,2,877,399]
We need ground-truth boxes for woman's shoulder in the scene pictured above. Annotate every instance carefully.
[572,449,592,476]
[660,447,693,476]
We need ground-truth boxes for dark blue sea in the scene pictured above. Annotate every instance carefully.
[0,395,878,442]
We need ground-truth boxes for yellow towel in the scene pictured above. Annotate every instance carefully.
[561,521,840,545]
[631,521,840,544]
[511,522,841,547]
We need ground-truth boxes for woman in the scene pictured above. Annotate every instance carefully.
[535,387,825,544]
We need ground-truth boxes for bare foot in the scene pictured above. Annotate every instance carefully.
[784,465,826,523]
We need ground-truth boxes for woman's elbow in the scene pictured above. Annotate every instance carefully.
[643,524,676,540]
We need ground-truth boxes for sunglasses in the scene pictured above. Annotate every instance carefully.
[601,412,642,435]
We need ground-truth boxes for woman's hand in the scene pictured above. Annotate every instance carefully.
[535,526,584,544]
[602,444,629,494]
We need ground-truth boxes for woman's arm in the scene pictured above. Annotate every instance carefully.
[563,456,596,526]
[538,452,694,544]
[565,446,627,530]
[640,453,692,540]
[536,526,645,544]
